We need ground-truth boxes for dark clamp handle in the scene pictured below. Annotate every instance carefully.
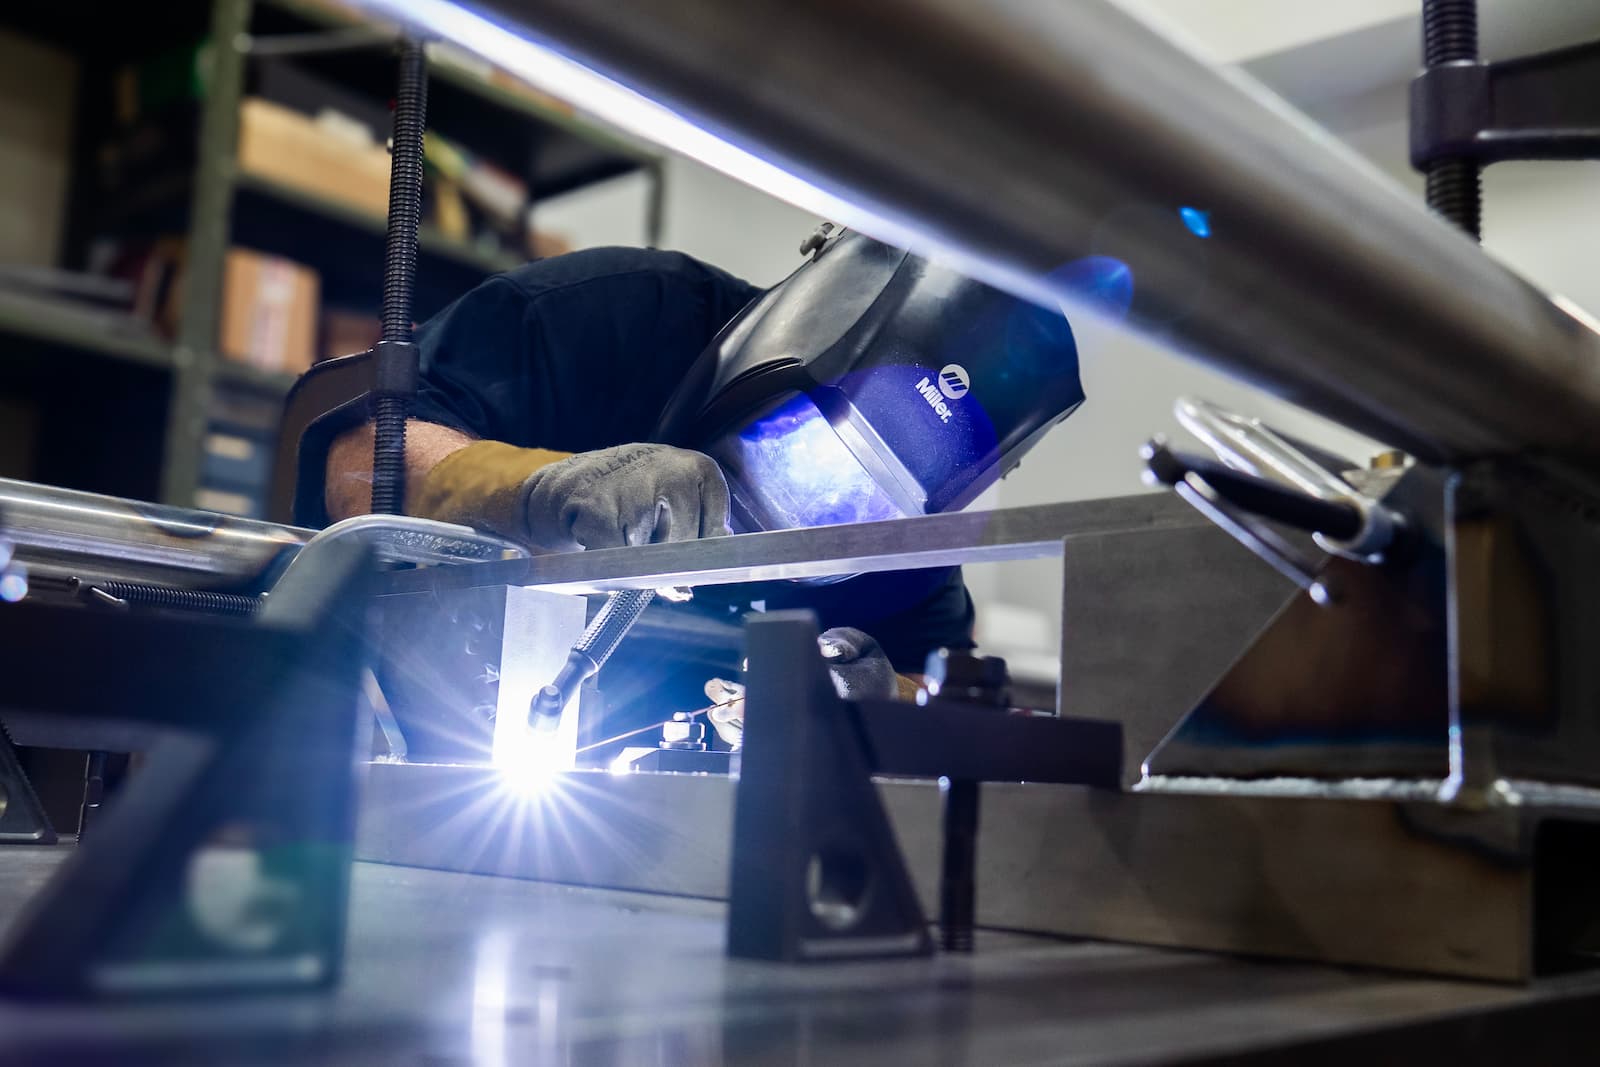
[1143,442,1365,541]
[1142,438,1347,606]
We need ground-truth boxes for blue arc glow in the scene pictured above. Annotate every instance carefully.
[708,393,905,531]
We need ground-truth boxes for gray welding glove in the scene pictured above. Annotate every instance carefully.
[706,627,899,748]
[414,441,730,552]
[524,443,733,552]
[816,627,898,700]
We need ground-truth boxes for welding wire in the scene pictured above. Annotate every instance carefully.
[573,700,736,756]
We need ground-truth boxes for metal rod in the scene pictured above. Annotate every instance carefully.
[574,700,732,757]
[940,778,979,953]
[371,39,430,516]
[0,479,522,593]
[0,478,309,592]
[376,493,1202,595]
[76,752,109,839]
[368,0,1600,474]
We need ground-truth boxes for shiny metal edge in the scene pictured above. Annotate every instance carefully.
[1490,778,1600,811]
[1137,775,1450,802]
[1140,774,1600,813]
[376,494,1200,595]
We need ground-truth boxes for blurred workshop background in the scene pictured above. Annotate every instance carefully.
[2,0,1598,686]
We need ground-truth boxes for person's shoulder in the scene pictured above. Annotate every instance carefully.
[493,247,725,297]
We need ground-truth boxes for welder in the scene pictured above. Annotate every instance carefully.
[321,235,1084,748]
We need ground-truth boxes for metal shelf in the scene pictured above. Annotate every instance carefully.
[0,286,297,399]
[213,360,300,395]
[0,289,173,372]
[255,0,658,179]
[1,0,661,507]
[232,169,523,276]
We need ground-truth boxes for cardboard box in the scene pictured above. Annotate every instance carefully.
[236,97,393,218]
[219,248,319,374]
[194,486,261,518]
[321,308,381,362]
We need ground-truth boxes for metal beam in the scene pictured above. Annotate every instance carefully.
[356,761,1545,981]
[377,493,1200,595]
[361,0,1600,475]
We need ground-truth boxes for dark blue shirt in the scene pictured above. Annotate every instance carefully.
[410,247,974,672]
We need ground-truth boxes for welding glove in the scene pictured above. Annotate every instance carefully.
[706,627,907,748]
[415,440,732,552]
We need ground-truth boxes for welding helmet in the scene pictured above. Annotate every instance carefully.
[654,228,1085,534]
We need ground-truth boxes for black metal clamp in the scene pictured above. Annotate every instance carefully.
[1411,0,1600,239]
[1141,397,1413,607]
[1142,438,1358,606]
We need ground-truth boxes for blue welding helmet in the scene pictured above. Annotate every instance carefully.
[654,228,1085,534]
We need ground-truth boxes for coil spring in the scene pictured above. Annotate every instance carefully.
[92,580,260,616]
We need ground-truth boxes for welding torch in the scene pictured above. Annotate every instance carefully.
[527,588,656,732]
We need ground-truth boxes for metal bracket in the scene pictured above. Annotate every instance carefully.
[273,514,527,586]
[1410,39,1600,167]
[1143,456,1600,796]
[728,612,932,961]
[728,612,1121,962]
[0,719,56,845]
[0,535,372,998]
[1144,465,1451,781]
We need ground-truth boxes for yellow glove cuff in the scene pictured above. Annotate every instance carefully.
[413,440,572,544]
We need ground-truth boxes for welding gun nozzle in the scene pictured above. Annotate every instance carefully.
[529,685,566,732]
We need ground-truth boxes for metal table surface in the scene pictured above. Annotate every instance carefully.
[2,847,1596,1065]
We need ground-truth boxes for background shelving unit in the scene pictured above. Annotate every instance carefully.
[0,0,662,512]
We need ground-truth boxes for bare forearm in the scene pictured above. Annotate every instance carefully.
[325,420,476,522]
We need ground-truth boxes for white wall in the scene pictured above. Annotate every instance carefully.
[535,156,822,287]
[1117,0,1418,63]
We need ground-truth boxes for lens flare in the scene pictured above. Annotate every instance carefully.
[494,724,571,799]
[0,570,27,604]
[1047,256,1134,322]
[1180,205,1212,238]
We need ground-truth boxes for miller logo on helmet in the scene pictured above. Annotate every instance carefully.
[913,363,971,423]
[938,364,971,399]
